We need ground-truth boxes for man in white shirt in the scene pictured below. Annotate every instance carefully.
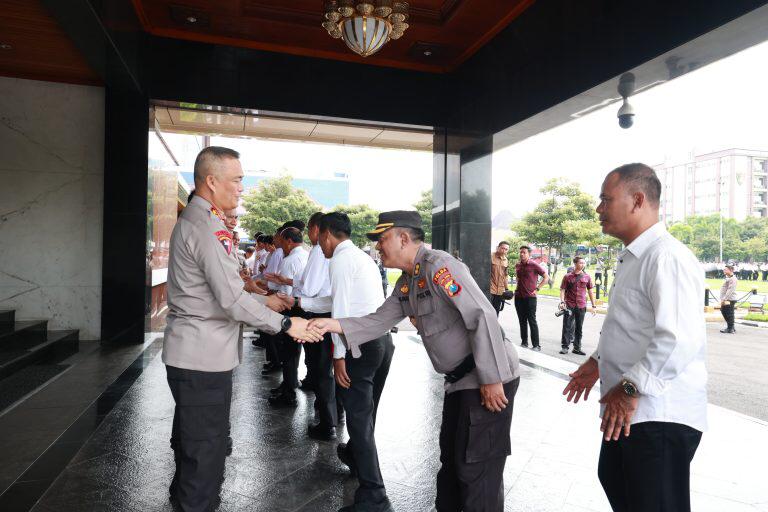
[267,226,309,407]
[563,163,707,512]
[304,212,395,512]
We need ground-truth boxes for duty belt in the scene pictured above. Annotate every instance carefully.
[444,354,476,384]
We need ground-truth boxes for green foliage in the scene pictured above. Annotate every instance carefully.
[240,176,321,237]
[667,215,768,262]
[513,178,599,260]
[413,189,433,244]
[744,313,768,322]
[332,204,380,248]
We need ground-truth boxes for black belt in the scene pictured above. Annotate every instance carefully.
[304,311,332,319]
[444,354,476,384]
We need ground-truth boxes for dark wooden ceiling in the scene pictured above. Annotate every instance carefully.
[132,0,536,73]
[0,0,101,85]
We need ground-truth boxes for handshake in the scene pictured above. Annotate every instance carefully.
[286,317,343,344]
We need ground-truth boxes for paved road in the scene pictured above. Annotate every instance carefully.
[497,295,768,421]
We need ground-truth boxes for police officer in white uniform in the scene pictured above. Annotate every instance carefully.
[163,147,320,512]
[308,211,521,512]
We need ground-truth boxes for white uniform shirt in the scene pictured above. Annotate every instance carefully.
[593,222,708,432]
[277,246,309,296]
[302,240,385,358]
[295,244,332,313]
[264,247,284,291]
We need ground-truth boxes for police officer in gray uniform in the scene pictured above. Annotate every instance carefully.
[163,146,321,512]
[308,211,521,512]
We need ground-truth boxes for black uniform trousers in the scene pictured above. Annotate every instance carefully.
[303,311,337,427]
[337,333,395,508]
[598,421,702,512]
[490,294,504,316]
[260,331,280,365]
[167,365,232,512]
[436,378,519,512]
[560,306,586,350]
[514,297,540,347]
[721,300,735,330]
[277,305,304,394]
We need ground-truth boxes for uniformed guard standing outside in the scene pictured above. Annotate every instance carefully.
[163,146,321,512]
[308,211,521,512]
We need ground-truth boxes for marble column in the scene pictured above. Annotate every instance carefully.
[0,77,105,339]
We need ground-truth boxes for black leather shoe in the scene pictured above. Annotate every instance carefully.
[308,423,337,441]
[251,338,265,348]
[261,362,281,375]
[520,342,529,348]
[572,349,586,355]
[268,392,297,407]
[337,443,357,476]
[720,328,736,334]
[532,346,541,351]
[559,348,569,354]
[300,378,315,392]
[270,383,286,395]
[337,497,394,512]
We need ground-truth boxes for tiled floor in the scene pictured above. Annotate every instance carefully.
[2,329,768,511]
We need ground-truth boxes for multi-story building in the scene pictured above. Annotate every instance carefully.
[655,149,768,224]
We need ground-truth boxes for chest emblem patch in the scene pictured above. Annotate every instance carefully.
[215,230,232,255]
[417,278,426,289]
[414,263,421,276]
[444,279,462,297]
[400,283,410,294]
[433,267,452,285]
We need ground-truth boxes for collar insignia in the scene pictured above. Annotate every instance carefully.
[400,283,410,294]
[414,263,421,276]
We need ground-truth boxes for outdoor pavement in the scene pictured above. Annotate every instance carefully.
[2,322,763,512]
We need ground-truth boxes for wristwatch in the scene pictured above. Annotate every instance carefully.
[280,315,292,333]
[620,379,638,397]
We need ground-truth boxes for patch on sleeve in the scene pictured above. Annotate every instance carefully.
[400,283,410,294]
[215,229,232,255]
[417,278,427,289]
[443,279,462,297]
[433,267,452,285]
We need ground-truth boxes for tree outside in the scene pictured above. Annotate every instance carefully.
[331,204,380,247]
[666,214,768,262]
[240,175,321,237]
[413,189,433,244]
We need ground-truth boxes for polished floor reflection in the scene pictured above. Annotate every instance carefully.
[1,327,765,511]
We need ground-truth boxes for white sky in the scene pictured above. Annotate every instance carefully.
[492,39,768,217]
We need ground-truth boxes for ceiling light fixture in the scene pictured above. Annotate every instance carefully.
[186,16,197,23]
[322,1,410,57]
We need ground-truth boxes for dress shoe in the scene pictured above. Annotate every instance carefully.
[520,342,529,348]
[261,362,281,375]
[268,392,297,407]
[337,497,394,512]
[308,423,337,441]
[300,378,315,392]
[337,443,358,476]
[251,338,265,348]
[270,383,286,395]
[720,328,736,334]
[559,348,569,354]
[572,349,586,355]
[532,346,541,351]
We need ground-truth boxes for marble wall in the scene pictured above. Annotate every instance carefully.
[0,76,105,339]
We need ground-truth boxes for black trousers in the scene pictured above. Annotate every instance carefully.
[338,334,395,506]
[514,297,539,347]
[598,421,702,512]
[303,312,337,427]
[260,331,280,365]
[721,301,735,329]
[436,378,520,512]
[167,365,232,512]
[277,306,304,394]
[490,294,504,316]
[560,307,586,349]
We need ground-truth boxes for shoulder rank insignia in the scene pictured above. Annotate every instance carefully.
[433,267,452,286]
[400,283,410,294]
[444,279,462,297]
[417,278,426,289]
[414,263,421,276]
[215,229,232,255]
[210,205,225,223]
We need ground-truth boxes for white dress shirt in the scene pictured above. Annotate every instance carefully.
[277,246,309,296]
[302,239,385,358]
[593,222,708,432]
[264,248,284,291]
[295,244,332,313]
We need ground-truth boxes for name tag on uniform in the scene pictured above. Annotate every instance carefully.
[398,296,410,302]
[417,290,432,299]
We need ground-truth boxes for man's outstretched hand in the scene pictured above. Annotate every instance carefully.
[286,317,323,343]
[563,357,599,403]
[265,294,290,312]
[306,318,343,336]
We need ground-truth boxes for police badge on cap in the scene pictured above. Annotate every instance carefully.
[366,210,423,241]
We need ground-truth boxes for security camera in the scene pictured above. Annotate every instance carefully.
[617,72,636,129]
[617,99,635,129]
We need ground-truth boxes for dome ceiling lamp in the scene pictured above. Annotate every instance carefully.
[322,1,410,57]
